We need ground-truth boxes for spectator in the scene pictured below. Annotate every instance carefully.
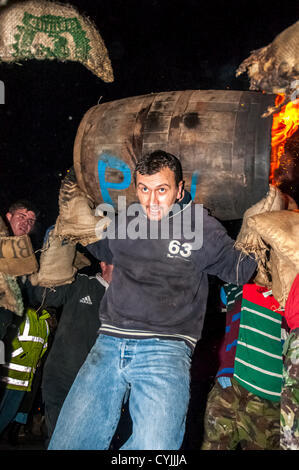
[5,200,38,238]
[201,282,287,450]
[0,200,39,358]
[0,307,56,437]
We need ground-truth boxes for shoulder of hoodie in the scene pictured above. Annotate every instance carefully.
[187,202,227,231]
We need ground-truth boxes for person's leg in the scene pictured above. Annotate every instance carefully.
[280,330,299,450]
[120,338,192,450]
[48,335,128,450]
[0,388,26,435]
[234,379,280,450]
[42,320,92,439]
[42,369,75,439]
[201,380,240,450]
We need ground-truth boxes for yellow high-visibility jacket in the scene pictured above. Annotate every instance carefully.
[0,308,50,391]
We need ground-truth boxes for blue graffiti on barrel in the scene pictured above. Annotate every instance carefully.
[97,153,199,205]
[190,171,199,201]
[98,154,132,206]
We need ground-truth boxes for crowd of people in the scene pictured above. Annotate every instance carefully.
[0,150,298,451]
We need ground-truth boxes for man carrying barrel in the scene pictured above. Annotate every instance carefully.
[48,150,258,450]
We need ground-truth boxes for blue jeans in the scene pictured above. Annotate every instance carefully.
[48,335,192,450]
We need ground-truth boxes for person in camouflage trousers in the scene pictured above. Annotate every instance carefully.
[201,283,284,451]
[280,275,299,450]
[202,377,280,450]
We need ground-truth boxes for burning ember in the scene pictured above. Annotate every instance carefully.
[270,93,299,185]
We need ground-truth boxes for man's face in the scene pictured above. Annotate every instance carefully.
[6,208,36,236]
[136,167,183,221]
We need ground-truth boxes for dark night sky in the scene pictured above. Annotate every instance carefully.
[0,0,298,240]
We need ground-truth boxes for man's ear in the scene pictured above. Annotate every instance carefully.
[177,181,184,201]
[6,212,12,223]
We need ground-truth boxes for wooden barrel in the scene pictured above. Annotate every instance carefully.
[73,89,275,220]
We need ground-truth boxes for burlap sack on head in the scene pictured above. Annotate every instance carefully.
[247,210,299,306]
[0,234,38,276]
[30,229,76,287]
[0,0,114,82]
[0,272,24,316]
[54,168,111,246]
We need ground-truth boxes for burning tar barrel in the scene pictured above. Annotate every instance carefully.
[73,89,275,220]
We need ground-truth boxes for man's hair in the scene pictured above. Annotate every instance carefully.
[134,150,183,187]
[8,199,40,218]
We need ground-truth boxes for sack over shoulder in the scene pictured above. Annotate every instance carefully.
[247,210,299,270]
[30,230,76,287]
[0,234,38,276]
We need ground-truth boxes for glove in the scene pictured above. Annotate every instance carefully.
[54,167,111,246]
[284,274,299,330]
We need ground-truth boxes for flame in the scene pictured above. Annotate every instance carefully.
[270,94,299,184]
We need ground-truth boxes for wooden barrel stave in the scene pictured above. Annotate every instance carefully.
[73,89,275,220]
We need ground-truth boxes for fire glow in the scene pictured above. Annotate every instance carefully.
[270,94,299,184]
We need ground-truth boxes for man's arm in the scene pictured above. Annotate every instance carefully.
[86,238,113,265]
[195,211,257,285]
[25,277,70,308]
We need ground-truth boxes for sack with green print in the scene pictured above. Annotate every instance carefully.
[0,0,114,82]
